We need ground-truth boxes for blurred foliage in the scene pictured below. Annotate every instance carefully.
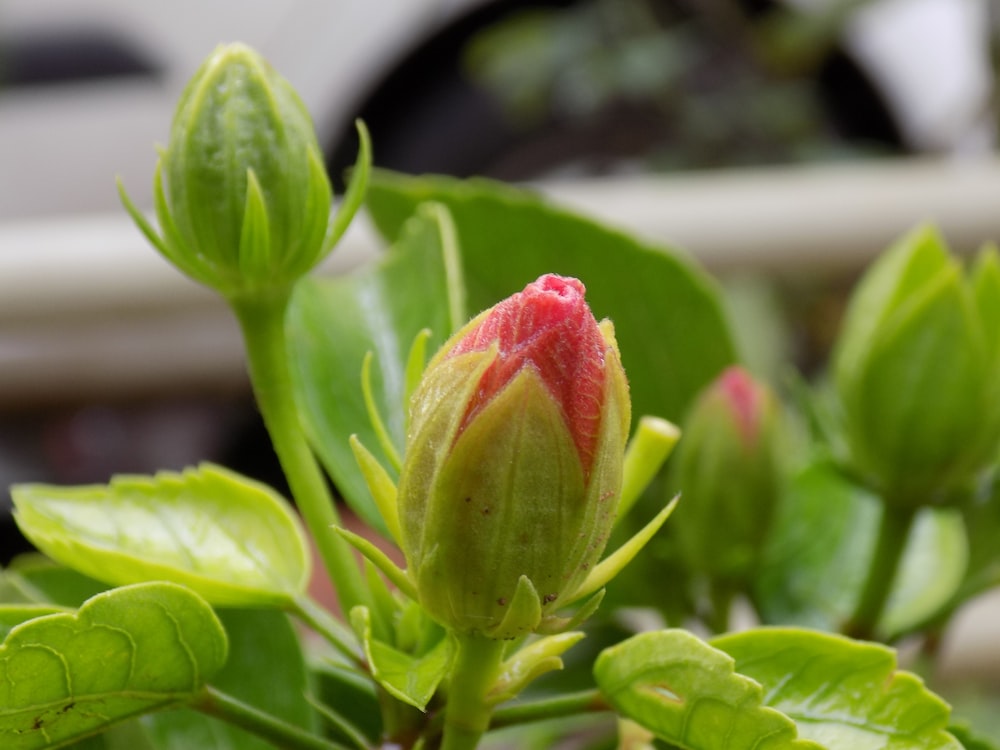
[464,0,897,176]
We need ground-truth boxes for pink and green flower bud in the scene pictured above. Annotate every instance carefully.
[670,366,782,585]
[398,274,631,638]
[121,43,336,299]
[834,227,1000,505]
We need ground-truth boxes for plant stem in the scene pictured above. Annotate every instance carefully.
[292,595,365,668]
[489,689,609,729]
[440,633,506,750]
[193,685,348,750]
[845,503,917,640]
[232,293,368,616]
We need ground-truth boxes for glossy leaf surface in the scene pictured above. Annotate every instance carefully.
[289,202,463,528]
[0,582,227,749]
[11,464,309,607]
[714,628,962,749]
[366,169,737,424]
[594,629,821,749]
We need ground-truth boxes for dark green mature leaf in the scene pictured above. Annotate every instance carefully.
[713,628,962,749]
[366,170,737,424]
[142,609,315,750]
[0,582,228,750]
[289,202,463,528]
[756,462,967,637]
[3,555,107,608]
[11,464,310,608]
[594,629,821,749]
[948,722,997,750]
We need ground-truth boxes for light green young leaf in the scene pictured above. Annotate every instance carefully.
[289,202,464,530]
[350,606,454,711]
[11,464,310,608]
[713,628,962,749]
[0,581,228,750]
[365,169,737,424]
[594,629,822,749]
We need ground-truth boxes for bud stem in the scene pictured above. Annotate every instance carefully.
[844,503,917,640]
[440,633,506,750]
[232,293,368,617]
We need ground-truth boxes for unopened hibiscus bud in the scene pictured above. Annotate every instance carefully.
[120,43,337,299]
[398,275,631,638]
[670,366,782,586]
[834,227,1000,504]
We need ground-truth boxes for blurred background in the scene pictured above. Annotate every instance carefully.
[0,0,996,580]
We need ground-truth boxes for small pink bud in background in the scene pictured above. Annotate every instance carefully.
[669,366,782,587]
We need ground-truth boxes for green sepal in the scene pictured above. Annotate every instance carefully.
[362,351,403,472]
[322,119,372,255]
[484,575,542,640]
[488,631,585,705]
[618,416,681,521]
[332,526,416,601]
[565,496,679,606]
[238,168,272,284]
[350,435,402,546]
[537,588,605,635]
[405,328,433,423]
[349,606,455,711]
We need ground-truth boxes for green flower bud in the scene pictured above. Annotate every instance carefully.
[834,227,1000,504]
[670,366,782,585]
[121,43,335,299]
[398,274,631,638]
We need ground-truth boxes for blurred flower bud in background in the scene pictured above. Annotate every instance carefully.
[834,227,1000,506]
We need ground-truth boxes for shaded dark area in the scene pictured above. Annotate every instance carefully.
[0,28,159,89]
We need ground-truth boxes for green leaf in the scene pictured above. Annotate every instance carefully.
[11,464,310,608]
[0,581,228,750]
[366,170,737,424]
[350,606,453,711]
[141,608,315,750]
[756,462,967,637]
[713,628,962,750]
[0,605,68,639]
[594,629,821,749]
[3,555,108,608]
[948,722,997,750]
[288,202,463,528]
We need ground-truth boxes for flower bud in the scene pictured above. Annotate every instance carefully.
[122,43,333,298]
[669,366,782,585]
[834,227,1000,504]
[398,275,630,637]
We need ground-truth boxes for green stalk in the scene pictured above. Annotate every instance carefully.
[489,689,609,729]
[845,503,917,640]
[440,633,506,750]
[291,595,365,668]
[193,685,348,750]
[231,292,368,616]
